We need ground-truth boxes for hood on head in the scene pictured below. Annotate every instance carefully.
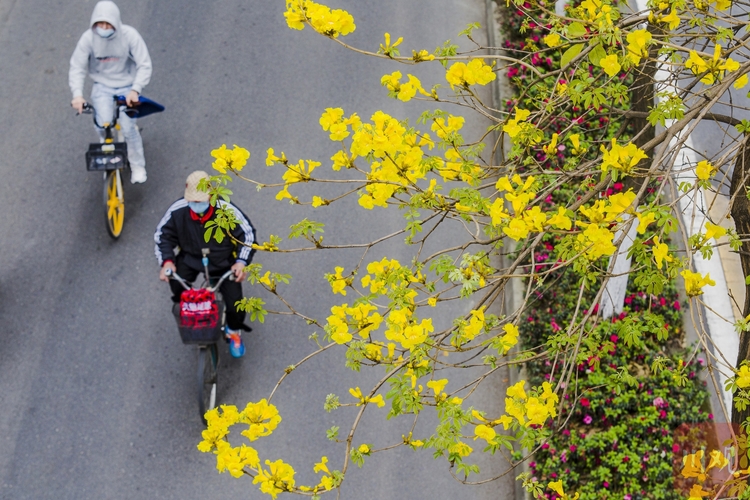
[90,1,122,34]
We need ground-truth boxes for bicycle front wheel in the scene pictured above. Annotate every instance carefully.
[104,169,125,238]
[197,344,219,424]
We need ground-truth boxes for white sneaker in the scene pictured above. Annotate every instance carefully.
[130,166,147,184]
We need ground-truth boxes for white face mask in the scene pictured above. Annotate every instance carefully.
[95,26,115,38]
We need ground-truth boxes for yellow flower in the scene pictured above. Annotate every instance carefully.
[544,33,561,47]
[358,444,371,454]
[626,29,652,65]
[600,54,621,77]
[426,379,448,395]
[412,49,435,62]
[681,269,716,296]
[682,450,707,480]
[704,221,726,241]
[329,266,348,296]
[734,73,749,89]
[266,148,283,166]
[320,107,345,131]
[653,236,673,269]
[313,456,330,475]
[636,211,657,234]
[695,160,716,180]
[736,364,750,388]
[503,217,530,241]
[548,480,580,499]
[707,449,729,470]
[474,424,496,443]
[542,133,559,157]
[448,441,473,457]
[427,297,437,307]
[547,207,572,230]
[211,144,250,173]
[600,139,647,174]
[507,380,527,400]
[687,484,710,499]
[312,196,327,208]
[253,459,296,499]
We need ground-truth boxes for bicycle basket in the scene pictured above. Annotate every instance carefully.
[86,142,128,171]
[174,289,224,344]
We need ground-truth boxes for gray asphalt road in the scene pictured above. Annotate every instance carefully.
[0,1,513,499]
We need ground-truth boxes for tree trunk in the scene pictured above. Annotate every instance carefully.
[730,139,750,428]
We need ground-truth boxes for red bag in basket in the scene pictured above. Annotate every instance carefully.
[179,289,219,328]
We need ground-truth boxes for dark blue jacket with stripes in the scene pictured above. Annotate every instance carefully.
[154,199,256,272]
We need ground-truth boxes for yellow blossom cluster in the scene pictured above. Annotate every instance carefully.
[472,409,513,443]
[445,59,496,89]
[380,71,430,102]
[211,144,250,174]
[504,381,559,427]
[578,0,617,30]
[350,111,432,209]
[431,115,464,141]
[326,302,383,344]
[284,0,355,38]
[490,174,573,241]
[626,29,652,65]
[681,269,716,296]
[197,401,283,482]
[327,266,348,295]
[499,323,520,354]
[349,387,386,407]
[385,307,434,350]
[600,139,648,175]
[680,449,731,499]
[686,44,740,85]
[454,307,486,346]
[502,107,541,144]
[253,459,296,499]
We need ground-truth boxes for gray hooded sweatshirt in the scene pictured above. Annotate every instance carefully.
[68,1,152,98]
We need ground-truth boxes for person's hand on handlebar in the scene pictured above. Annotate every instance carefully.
[125,89,140,107]
[231,261,246,281]
[71,96,86,114]
[160,261,176,282]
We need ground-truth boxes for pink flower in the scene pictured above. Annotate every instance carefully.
[603,481,609,488]
[673,300,681,310]
[580,397,590,408]
[583,415,593,425]
[570,445,577,452]
[672,443,680,453]
[652,397,666,408]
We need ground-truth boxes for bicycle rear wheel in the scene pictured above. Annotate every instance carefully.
[197,344,219,424]
[104,169,125,238]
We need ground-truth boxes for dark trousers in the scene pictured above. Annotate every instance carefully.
[169,257,246,331]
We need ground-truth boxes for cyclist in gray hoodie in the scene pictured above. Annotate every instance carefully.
[69,1,152,184]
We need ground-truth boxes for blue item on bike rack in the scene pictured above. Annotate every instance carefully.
[114,95,165,118]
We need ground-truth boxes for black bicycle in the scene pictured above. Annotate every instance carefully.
[166,251,235,424]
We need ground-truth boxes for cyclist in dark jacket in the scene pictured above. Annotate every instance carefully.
[154,170,255,357]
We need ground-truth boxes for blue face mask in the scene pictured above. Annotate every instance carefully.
[188,201,210,214]
[95,27,115,38]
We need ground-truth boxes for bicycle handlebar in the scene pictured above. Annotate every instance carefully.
[165,268,235,292]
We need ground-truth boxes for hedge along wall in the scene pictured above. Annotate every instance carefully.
[496,1,713,498]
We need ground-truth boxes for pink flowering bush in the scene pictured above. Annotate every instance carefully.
[499,1,712,498]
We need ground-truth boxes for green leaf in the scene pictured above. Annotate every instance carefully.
[588,43,607,66]
[561,43,584,68]
[567,22,587,38]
